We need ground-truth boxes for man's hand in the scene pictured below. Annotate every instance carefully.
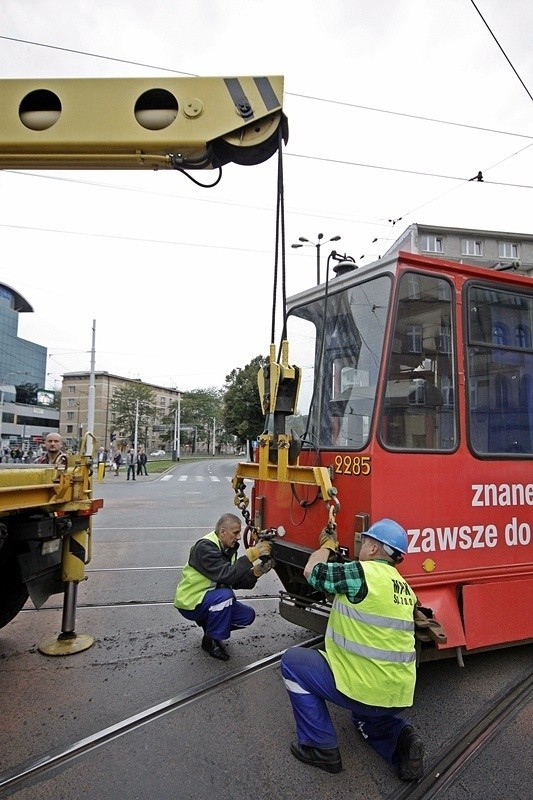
[252,558,274,577]
[319,526,338,553]
[245,540,272,562]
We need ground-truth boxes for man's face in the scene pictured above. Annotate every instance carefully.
[218,523,241,550]
[45,435,62,453]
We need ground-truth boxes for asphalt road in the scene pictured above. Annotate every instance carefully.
[0,458,531,799]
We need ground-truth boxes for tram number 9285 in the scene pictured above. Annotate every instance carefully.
[334,455,371,475]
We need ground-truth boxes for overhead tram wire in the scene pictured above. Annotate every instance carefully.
[287,91,533,141]
[397,0,533,226]
[469,0,533,104]
[398,140,533,222]
[285,153,533,190]
[0,35,196,76]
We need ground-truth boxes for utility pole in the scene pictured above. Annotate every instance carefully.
[134,399,139,454]
[85,319,96,456]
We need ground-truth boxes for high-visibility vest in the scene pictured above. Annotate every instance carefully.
[174,531,236,611]
[322,560,417,708]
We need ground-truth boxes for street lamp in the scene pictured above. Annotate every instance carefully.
[291,233,341,285]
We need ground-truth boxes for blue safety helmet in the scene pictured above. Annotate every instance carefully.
[365,518,408,562]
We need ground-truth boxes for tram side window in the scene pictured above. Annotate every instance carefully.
[467,286,533,455]
[381,272,457,451]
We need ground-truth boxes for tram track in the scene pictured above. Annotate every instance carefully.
[20,594,282,613]
[390,670,533,800]
[1,636,530,799]
[0,635,323,797]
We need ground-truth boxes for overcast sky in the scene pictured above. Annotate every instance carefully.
[1,0,532,392]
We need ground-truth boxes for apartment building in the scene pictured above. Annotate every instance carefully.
[60,371,180,452]
[382,224,533,276]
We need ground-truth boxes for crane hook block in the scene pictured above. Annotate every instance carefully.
[258,341,301,416]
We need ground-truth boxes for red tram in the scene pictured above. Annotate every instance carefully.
[237,250,533,662]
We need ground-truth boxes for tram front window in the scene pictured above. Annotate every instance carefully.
[286,275,391,449]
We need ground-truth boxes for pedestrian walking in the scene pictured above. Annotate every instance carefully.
[113,451,122,476]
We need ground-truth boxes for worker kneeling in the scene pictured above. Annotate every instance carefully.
[281,519,424,781]
[174,513,272,662]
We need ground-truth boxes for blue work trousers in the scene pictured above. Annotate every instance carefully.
[179,587,255,641]
[280,646,408,768]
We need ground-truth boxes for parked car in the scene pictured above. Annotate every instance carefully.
[150,450,166,457]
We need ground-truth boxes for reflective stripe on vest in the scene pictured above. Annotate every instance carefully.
[174,531,236,611]
[323,560,417,708]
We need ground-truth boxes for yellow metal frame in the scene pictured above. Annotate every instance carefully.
[233,432,339,519]
[0,456,93,516]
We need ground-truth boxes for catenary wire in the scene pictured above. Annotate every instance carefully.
[469,0,533,103]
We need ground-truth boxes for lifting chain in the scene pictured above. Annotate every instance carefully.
[233,479,258,539]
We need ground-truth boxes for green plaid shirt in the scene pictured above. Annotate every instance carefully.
[307,559,369,604]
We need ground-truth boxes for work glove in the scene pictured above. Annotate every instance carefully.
[245,540,272,562]
[252,557,275,577]
[319,526,338,553]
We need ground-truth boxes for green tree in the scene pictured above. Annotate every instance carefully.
[222,355,267,445]
[164,388,223,453]
[110,382,158,446]
[15,382,38,405]
[50,389,61,410]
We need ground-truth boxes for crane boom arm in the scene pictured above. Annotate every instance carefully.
[0,75,286,170]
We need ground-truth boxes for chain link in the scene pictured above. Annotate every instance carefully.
[233,479,256,534]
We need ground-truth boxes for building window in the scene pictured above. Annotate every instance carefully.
[492,323,509,346]
[462,239,482,257]
[421,235,443,254]
[66,425,73,433]
[438,322,452,354]
[68,385,76,394]
[406,323,422,353]
[67,398,76,407]
[515,325,531,348]
[406,274,420,299]
[499,242,519,259]
[67,411,74,420]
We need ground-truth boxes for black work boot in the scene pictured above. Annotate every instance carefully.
[395,725,424,781]
[201,635,229,661]
[290,741,342,774]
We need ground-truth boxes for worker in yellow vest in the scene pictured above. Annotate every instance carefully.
[281,518,424,781]
[174,512,272,661]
